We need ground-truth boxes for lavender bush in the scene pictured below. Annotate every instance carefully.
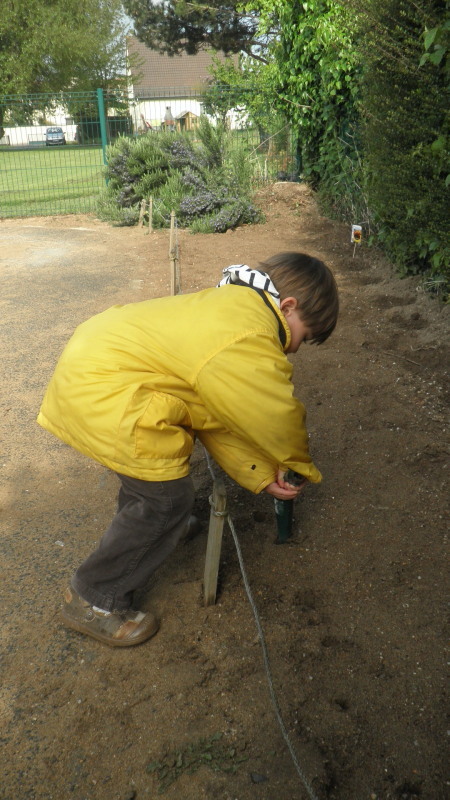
[97,118,263,232]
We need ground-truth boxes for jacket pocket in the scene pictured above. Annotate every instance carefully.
[134,391,193,460]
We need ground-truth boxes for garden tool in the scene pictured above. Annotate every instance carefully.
[274,469,305,544]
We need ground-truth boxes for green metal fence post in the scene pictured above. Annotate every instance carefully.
[96,88,108,168]
[1,86,299,218]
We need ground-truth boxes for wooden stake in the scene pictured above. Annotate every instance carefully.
[170,257,177,295]
[169,210,181,295]
[138,198,146,228]
[169,210,176,295]
[147,196,153,234]
[169,209,175,251]
[204,478,227,606]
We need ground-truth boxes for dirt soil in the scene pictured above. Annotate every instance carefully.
[0,184,448,800]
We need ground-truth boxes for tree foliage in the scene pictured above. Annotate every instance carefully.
[123,0,270,62]
[243,1,363,216]
[202,54,279,128]
[0,0,131,96]
[246,0,449,285]
[356,0,449,282]
[0,0,131,134]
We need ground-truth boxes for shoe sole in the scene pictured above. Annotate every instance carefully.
[61,610,159,647]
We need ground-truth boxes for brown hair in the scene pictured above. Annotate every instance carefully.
[259,252,339,344]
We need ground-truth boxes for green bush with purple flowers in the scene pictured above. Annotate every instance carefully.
[96,117,263,232]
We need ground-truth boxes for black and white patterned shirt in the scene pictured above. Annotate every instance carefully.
[217,264,280,308]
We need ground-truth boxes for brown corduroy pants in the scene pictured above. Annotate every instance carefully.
[72,473,195,613]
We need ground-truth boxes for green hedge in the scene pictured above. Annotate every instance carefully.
[358,0,449,290]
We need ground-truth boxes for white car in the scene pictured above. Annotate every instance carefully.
[45,127,66,146]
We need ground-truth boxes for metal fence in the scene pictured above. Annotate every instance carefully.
[0,88,299,219]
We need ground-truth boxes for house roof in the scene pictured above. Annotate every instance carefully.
[175,111,198,119]
[127,36,236,98]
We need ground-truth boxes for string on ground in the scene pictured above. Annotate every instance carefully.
[203,450,320,800]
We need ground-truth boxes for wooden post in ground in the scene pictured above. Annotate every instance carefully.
[138,198,146,228]
[147,196,153,234]
[169,210,180,295]
[203,478,227,606]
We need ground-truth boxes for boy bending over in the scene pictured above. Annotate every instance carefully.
[37,252,339,647]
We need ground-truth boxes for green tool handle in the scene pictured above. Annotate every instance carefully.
[283,469,304,487]
[273,470,304,544]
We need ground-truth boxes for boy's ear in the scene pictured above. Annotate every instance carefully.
[280,297,298,314]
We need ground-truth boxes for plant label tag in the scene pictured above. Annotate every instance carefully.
[351,224,362,243]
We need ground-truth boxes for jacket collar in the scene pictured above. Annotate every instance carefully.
[217,264,291,351]
[218,264,280,305]
[260,290,291,352]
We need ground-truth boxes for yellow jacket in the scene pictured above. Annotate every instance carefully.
[37,285,322,493]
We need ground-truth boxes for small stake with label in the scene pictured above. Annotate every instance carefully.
[351,224,362,258]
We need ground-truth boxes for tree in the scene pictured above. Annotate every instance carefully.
[202,54,289,152]
[0,0,132,136]
[201,54,271,123]
[123,0,273,63]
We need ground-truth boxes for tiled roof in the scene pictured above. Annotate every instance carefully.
[127,36,235,98]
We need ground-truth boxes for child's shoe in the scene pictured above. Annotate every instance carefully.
[61,586,159,647]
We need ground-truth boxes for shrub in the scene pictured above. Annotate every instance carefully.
[357,0,449,287]
[103,135,171,208]
[195,116,226,168]
[97,118,263,233]
[96,195,140,226]
[189,199,263,234]
[151,173,187,228]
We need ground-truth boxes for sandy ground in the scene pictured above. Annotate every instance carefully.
[0,184,448,800]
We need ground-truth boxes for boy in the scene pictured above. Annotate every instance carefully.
[37,252,339,647]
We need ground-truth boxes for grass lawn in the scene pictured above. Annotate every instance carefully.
[0,133,297,219]
[0,146,106,217]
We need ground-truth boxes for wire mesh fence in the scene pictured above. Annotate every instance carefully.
[0,88,299,219]
[0,90,117,218]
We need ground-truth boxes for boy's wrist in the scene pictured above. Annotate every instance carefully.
[254,475,277,494]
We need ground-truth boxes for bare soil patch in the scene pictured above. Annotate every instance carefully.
[0,184,448,800]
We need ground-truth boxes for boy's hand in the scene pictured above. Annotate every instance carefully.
[264,469,307,500]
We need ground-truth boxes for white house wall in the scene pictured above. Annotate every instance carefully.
[132,97,204,131]
[2,104,77,146]
[132,97,248,131]
[3,124,77,147]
